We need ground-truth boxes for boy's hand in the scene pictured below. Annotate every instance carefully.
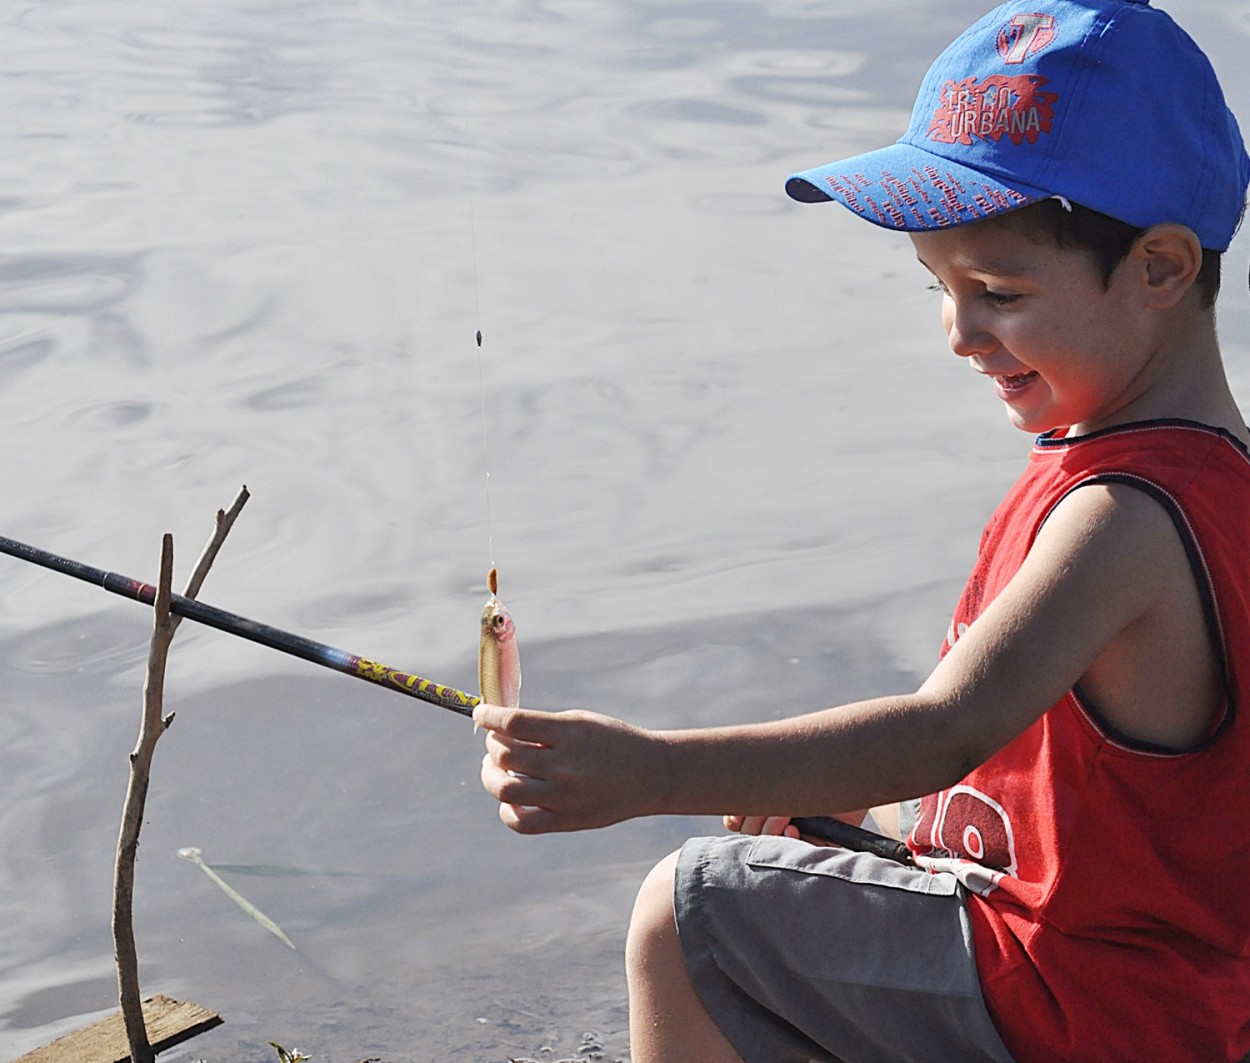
[722,814,799,838]
[723,810,873,845]
[473,703,661,833]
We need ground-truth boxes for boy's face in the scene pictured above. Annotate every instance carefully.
[910,219,1151,436]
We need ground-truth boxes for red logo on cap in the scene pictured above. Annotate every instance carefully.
[996,13,1056,63]
[927,75,1058,146]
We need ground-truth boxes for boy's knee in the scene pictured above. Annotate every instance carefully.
[627,849,681,964]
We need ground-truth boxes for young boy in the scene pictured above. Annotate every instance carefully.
[474,2,1250,1060]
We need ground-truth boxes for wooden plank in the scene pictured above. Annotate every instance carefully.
[12,994,223,1063]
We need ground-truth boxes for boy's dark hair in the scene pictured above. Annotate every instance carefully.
[997,199,1223,308]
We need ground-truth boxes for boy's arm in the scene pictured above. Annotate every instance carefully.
[475,483,1202,833]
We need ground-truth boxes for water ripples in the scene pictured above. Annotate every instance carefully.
[0,255,139,316]
[8,614,150,679]
[0,332,54,375]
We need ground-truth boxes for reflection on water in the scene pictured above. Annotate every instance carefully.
[0,0,1247,1058]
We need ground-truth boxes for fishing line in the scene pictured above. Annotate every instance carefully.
[458,0,497,573]
[475,334,497,574]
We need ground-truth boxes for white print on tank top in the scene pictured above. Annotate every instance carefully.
[945,618,969,653]
[912,785,1019,897]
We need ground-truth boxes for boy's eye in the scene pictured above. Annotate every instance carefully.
[925,280,1019,306]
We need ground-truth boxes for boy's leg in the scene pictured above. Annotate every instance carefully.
[626,851,745,1063]
[657,835,1017,1063]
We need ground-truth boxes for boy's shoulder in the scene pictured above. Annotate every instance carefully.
[943,420,1250,751]
[1007,422,1250,560]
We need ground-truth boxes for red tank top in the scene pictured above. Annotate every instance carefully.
[907,421,1250,1063]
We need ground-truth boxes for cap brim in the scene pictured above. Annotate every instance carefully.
[786,141,1052,231]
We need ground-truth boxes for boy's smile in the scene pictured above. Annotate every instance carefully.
[910,220,1155,437]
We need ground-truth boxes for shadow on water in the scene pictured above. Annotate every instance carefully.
[0,592,925,1060]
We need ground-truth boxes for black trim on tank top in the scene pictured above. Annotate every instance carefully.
[1034,418,1250,456]
[1050,474,1233,756]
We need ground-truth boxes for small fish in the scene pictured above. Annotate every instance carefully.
[177,846,297,950]
[479,566,521,709]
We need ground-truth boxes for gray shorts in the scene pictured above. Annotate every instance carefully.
[674,834,1017,1063]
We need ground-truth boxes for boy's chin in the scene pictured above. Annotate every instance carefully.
[1005,409,1068,436]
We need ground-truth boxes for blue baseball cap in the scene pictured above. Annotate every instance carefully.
[785,0,1250,251]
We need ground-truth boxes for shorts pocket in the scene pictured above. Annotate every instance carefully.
[745,835,960,898]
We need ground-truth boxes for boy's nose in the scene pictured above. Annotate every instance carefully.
[944,304,997,359]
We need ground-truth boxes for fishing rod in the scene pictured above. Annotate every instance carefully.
[0,534,478,717]
[0,536,916,861]
[792,816,915,865]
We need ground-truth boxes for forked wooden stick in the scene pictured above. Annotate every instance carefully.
[112,487,249,1062]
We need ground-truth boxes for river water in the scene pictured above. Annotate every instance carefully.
[2,1,1248,1059]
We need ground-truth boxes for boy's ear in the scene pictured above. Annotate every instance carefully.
[1131,224,1204,309]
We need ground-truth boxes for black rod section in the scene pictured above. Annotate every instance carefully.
[0,534,478,717]
[791,816,915,865]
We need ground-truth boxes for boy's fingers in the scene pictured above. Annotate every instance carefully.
[479,752,511,797]
[472,702,555,743]
[497,802,558,835]
[483,730,546,776]
[472,702,506,732]
[728,815,793,836]
[480,753,550,805]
